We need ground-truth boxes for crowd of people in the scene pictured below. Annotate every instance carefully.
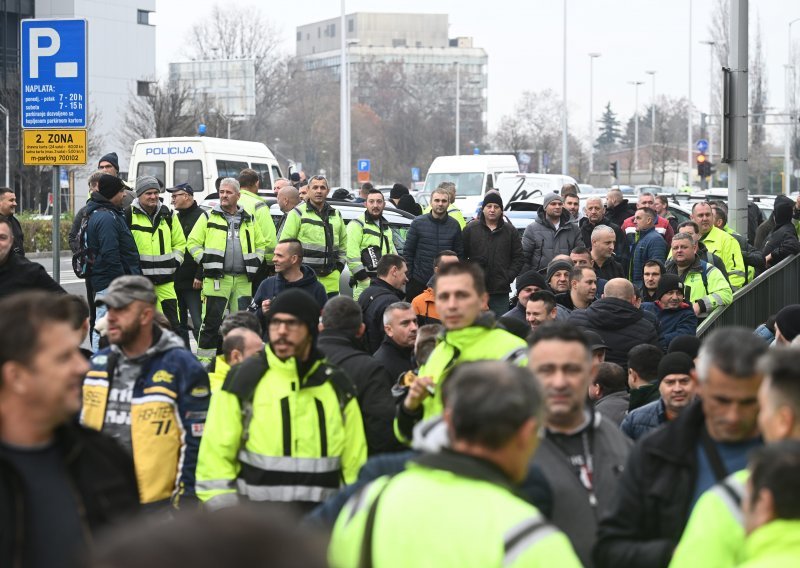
[1,160,800,568]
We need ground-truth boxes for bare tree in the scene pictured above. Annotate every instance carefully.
[492,115,531,156]
[749,17,769,192]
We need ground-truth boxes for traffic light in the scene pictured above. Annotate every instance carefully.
[697,153,709,177]
[610,161,619,179]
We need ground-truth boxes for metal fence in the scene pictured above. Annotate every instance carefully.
[697,253,800,337]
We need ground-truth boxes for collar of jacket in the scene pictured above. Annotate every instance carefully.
[666,256,703,274]
[318,329,364,352]
[212,204,251,222]
[478,211,505,229]
[536,208,572,230]
[643,399,707,464]
[89,191,121,211]
[306,200,333,218]
[381,335,414,357]
[700,226,723,243]
[266,344,329,387]
[411,448,518,493]
[370,276,405,297]
[426,211,451,224]
[131,198,167,223]
[639,225,656,237]
[742,519,800,563]
[364,210,387,226]
[443,313,497,343]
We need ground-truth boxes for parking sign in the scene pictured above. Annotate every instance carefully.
[357,159,371,172]
[20,19,87,129]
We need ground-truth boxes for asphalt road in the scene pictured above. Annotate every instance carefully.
[35,254,86,296]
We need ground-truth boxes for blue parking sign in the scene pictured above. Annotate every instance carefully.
[20,19,88,128]
[357,159,371,172]
[411,167,420,182]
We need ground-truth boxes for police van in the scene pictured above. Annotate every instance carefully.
[127,137,282,202]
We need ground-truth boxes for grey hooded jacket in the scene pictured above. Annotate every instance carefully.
[521,208,582,273]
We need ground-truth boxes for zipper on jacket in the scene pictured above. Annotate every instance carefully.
[245,230,252,253]
[315,399,328,457]
[158,229,165,255]
[280,397,292,456]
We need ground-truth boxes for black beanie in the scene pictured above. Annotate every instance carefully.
[546,259,574,283]
[774,201,794,227]
[98,152,120,172]
[266,289,321,338]
[98,174,125,200]
[656,274,684,301]
[390,183,409,200]
[668,335,701,359]
[657,352,695,381]
[775,304,800,342]
[482,191,503,210]
[515,269,547,292]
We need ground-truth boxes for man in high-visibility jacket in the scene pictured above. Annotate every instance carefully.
[126,175,186,331]
[395,261,527,443]
[670,348,800,568]
[196,288,367,509]
[329,361,582,568]
[346,187,396,300]
[664,232,732,318]
[237,168,278,294]
[279,174,347,296]
[692,201,746,289]
[187,177,266,363]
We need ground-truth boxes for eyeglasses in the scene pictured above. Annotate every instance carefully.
[268,317,303,331]
[170,192,188,198]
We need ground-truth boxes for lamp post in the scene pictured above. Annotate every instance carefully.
[339,0,350,189]
[700,40,716,169]
[455,61,460,156]
[0,103,8,187]
[629,80,644,171]
[687,0,694,188]
[588,53,601,177]
[786,18,800,195]
[645,70,657,182]
[561,0,569,175]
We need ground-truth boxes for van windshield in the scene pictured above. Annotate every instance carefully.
[423,172,485,196]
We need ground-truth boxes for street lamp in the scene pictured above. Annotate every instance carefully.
[455,61,460,156]
[645,70,657,182]
[0,103,8,187]
[629,80,644,171]
[687,0,694,188]
[561,0,569,175]
[700,40,716,166]
[785,18,800,195]
[339,0,350,189]
[588,53,601,176]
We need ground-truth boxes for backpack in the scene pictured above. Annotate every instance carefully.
[71,207,107,279]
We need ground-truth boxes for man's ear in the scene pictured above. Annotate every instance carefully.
[356,323,366,339]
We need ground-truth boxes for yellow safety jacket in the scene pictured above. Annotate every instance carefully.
[195,345,367,508]
[701,226,745,289]
[345,212,396,281]
[279,201,347,277]
[238,190,277,263]
[665,258,733,316]
[186,206,266,281]
[126,201,186,285]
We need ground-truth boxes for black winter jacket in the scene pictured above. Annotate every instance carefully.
[403,213,463,285]
[593,401,716,568]
[462,215,523,294]
[568,297,660,370]
[2,214,25,256]
[0,253,66,298]
[579,217,625,255]
[85,193,141,291]
[0,424,140,566]
[762,202,800,266]
[605,199,636,228]
[357,278,406,353]
[174,202,207,289]
[373,336,414,383]
[317,330,406,456]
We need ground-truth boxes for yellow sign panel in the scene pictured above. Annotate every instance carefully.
[23,129,87,166]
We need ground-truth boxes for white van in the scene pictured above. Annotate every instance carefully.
[422,155,519,219]
[496,173,579,210]
[127,137,282,203]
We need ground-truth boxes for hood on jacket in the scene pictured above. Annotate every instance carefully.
[773,200,794,227]
[771,195,794,222]
[582,297,645,330]
[87,191,121,212]
[284,264,322,288]
[110,325,186,364]
[536,207,574,230]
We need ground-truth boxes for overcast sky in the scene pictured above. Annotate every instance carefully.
[154,0,798,142]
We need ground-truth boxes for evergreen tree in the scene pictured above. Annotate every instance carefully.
[595,102,621,148]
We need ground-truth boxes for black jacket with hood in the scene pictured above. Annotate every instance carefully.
[463,213,524,294]
[567,297,660,370]
[762,199,800,265]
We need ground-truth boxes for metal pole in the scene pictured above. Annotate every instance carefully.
[0,103,8,187]
[455,62,460,156]
[588,53,601,177]
[339,0,350,188]
[52,166,60,283]
[700,40,716,171]
[729,0,748,235]
[561,0,569,175]
[786,19,800,195]
[630,81,644,171]
[646,71,656,182]
[687,0,693,188]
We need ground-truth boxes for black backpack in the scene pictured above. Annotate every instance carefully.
[71,207,107,279]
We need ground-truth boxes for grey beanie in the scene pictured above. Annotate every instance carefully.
[542,193,563,209]
[135,175,160,197]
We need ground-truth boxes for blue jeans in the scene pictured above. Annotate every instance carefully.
[177,288,202,347]
[92,287,108,351]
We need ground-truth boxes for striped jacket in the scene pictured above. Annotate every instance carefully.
[126,200,185,285]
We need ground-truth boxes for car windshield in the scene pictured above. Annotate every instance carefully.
[423,172,485,196]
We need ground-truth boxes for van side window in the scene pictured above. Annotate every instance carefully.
[138,162,166,186]
[174,160,204,193]
[216,160,249,179]
[251,163,272,190]
[271,166,282,187]
[485,174,494,192]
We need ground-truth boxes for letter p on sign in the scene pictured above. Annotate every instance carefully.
[29,28,77,78]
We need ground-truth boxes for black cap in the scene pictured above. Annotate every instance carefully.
[167,182,194,195]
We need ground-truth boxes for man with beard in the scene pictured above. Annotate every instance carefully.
[346,188,396,300]
[528,323,632,566]
[621,352,697,441]
[80,276,210,508]
[641,260,664,303]
[374,302,418,381]
[556,266,598,313]
[564,192,581,220]
[358,254,409,353]
[641,274,698,350]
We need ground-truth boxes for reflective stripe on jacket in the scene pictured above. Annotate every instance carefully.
[237,191,277,263]
[345,212,395,280]
[701,226,746,289]
[127,201,186,285]
[279,202,347,277]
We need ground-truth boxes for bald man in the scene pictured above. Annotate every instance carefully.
[568,278,660,370]
[276,185,301,234]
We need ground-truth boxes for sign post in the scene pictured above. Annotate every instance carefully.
[357,158,371,184]
[20,18,88,283]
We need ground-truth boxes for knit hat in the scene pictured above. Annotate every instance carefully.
[266,289,321,338]
[97,174,126,200]
[668,335,701,359]
[546,259,574,283]
[542,193,563,209]
[390,183,409,200]
[135,175,161,197]
[775,304,800,342]
[482,191,503,210]
[656,274,684,301]
[98,152,120,172]
[657,352,695,381]
[515,269,547,292]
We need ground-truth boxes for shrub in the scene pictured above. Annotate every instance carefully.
[18,214,72,253]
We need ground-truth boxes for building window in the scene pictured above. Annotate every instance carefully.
[137,81,153,97]
[318,27,321,38]
[296,31,301,41]
[348,18,354,32]
[137,10,152,25]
